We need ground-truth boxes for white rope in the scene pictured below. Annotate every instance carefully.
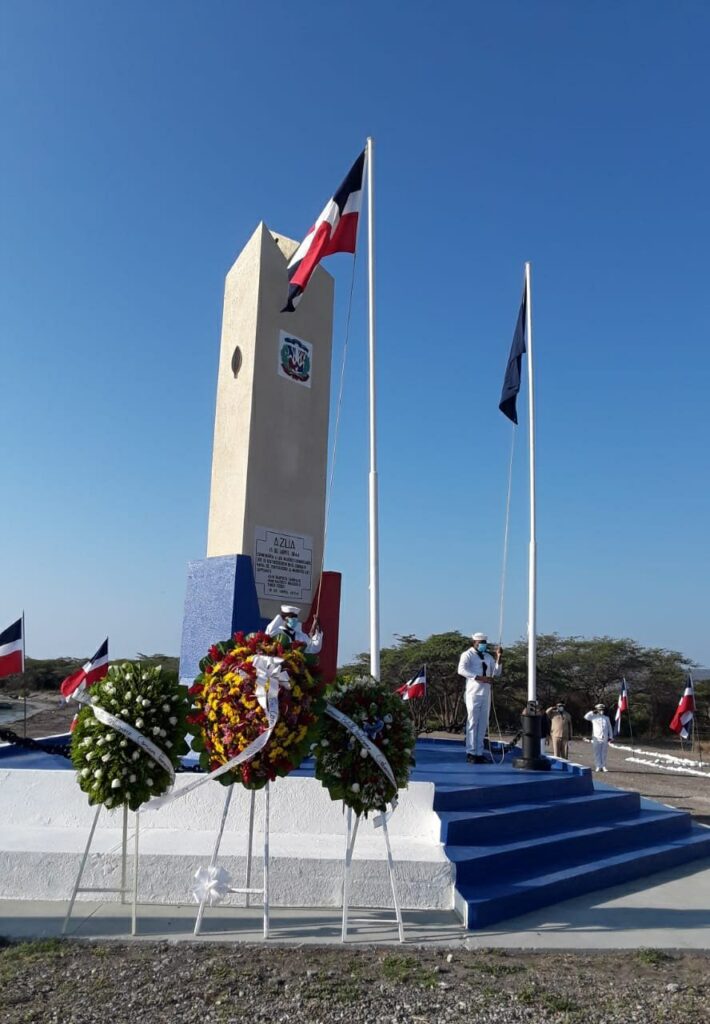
[490,426,517,766]
[314,253,359,621]
[497,426,516,647]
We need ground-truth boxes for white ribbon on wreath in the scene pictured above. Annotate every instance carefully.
[324,703,399,827]
[143,655,290,811]
[72,689,176,782]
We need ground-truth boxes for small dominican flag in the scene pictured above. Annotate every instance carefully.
[60,638,109,699]
[670,676,695,740]
[614,677,629,737]
[282,149,365,312]
[397,666,427,701]
[0,617,24,678]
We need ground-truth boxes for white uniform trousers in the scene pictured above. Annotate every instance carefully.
[592,738,609,770]
[465,679,491,756]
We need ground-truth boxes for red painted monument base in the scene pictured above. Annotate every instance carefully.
[304,571,341,686]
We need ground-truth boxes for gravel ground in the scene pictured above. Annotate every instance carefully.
[1,940,709,1024]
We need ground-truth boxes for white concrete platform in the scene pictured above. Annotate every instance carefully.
[0,768,453,910]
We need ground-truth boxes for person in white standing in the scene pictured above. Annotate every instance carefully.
[265,604,323,654]
[584,703,613,772]
[458,632,502,764]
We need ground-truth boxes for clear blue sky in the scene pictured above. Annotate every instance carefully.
[1,1,708,668]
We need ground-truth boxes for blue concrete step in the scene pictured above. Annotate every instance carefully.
[447,805,692,883]
[455,824,710,929]
[433,770,592,812]
[438,789,639,844]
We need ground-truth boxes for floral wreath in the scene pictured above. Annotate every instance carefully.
[314,676,416,817]
[70,663,190,811]
[188,631,324,789]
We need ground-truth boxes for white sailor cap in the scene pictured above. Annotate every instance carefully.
[594,703,605,711]
[472,632,488,642]
[280,605,301,616]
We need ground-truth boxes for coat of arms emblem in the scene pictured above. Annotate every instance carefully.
[278,332,312,386]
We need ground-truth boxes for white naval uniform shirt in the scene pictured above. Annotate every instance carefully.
[457,648,502,682]
[584,711,613,741]
[265,615,323,654]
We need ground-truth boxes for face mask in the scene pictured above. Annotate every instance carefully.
[285,617,298,628]
[477,642,488,653]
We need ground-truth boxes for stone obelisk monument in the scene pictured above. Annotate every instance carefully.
[179,223,341,682]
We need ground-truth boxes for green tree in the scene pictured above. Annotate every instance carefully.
[341,632,697,739]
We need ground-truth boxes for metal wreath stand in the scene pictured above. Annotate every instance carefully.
[192,782,271,938]
[325,703,404,943]
[190,701,407,943]
[62,686,178,937]
[63,673,404,941]
[341,804,404,943]
[62,803,140,936]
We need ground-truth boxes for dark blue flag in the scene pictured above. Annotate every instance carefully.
[499,286,527,424]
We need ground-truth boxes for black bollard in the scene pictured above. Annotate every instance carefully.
[513,701,551,771]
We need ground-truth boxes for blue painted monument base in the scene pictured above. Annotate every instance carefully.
[412,739,710,930]
[178,555,267,683]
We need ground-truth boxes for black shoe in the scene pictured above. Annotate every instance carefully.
[466,754,477,764]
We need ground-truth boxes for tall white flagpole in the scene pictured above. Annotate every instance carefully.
[525,262,537,704]
[366,136,380,681]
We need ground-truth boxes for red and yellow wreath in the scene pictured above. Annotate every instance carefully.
[187,631,324,789]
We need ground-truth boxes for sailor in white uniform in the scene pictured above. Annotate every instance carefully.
[584,703,613,771]
[457,631,502,764]
[265,604,323,655]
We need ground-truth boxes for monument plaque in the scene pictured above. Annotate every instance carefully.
[254,526,313,602]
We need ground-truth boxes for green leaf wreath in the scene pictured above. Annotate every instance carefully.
[70,663,190,811]
[314,676,416,817]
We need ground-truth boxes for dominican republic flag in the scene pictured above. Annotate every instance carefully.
[499,280,527,424]
[614,678,629,736]
[670,676,695,740]
[0,617,24,678]
[282,149,365,312]
[60,638,109,698]
[397,666,427,701]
